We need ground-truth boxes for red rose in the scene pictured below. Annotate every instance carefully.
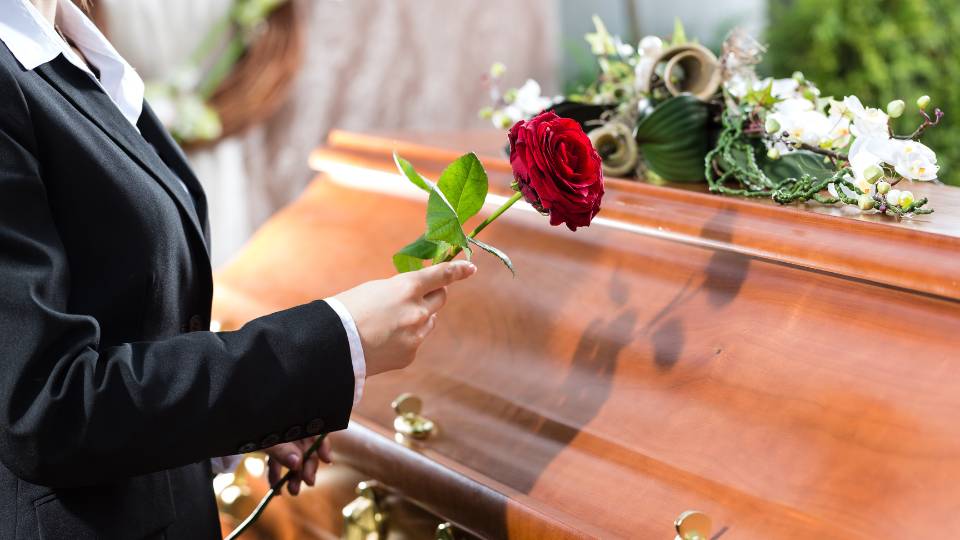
[508,112,604,231]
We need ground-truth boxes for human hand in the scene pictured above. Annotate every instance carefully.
[333,261,477,376]
[263,436,331,495]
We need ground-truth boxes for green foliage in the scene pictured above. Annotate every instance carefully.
[743,80,781,109]
[393,236,441,273]
[393,152,434,192]
[392,153,514,274]
[635,95,711,182]
[764,151,835,183]
[437,153,488,224]
[671,18,688,46]
[765,0,960,185]
[425,189,468,247]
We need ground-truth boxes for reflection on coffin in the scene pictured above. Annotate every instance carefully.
[213,129,960,539]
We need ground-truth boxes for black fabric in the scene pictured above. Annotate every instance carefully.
[0,45,356,539]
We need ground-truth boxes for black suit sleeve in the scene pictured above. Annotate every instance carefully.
[0,67,355,488]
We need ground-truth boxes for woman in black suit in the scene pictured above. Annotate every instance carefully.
[0,0,476,538]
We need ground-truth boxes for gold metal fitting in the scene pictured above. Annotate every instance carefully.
[392,393,436,440]
[674,510,712,540]
[342,481,386,540]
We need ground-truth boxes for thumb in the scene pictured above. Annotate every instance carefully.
[414,260,477,295]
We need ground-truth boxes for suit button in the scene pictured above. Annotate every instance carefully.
[188,315,204,332]
[305,418,325,435]
[238,442,258,454]
[260,433,280,449]
[283,426,303,441]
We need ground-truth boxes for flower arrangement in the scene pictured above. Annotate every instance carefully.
[482,17,946,218]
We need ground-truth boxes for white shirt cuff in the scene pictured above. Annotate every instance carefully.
[323,297,366,406]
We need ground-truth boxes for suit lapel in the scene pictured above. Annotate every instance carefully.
[137,103,211,247]
[34,56,210,256]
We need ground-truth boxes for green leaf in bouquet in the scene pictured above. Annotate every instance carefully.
[671,18,688,46]
[437,153,489,224]
[635,95,710,182]
[425,188,468,248]
[762,150,835,183]
[468,237,514,276]
[393,235,441,273]
[393,152,434,192]
[743,81,781,109]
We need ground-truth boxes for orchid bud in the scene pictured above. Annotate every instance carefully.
[792,71,805,83]
[885,189,902,207]
[765,117,781,134]
[899,190,915,210]
[917,95,931,110]
[490,62,507,79]
[876,180,891,195]
[857,194,876,211]
[767,147,781,160]
[886,99,905,119]
[478,107,494,120]
[863,164,883,184]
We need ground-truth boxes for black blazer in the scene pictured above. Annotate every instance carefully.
[0,43,356,539]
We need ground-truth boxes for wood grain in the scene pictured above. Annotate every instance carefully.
[214,130,960,539]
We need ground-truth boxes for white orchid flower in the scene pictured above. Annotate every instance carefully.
[513,80,553,117]
[770,78,801,99]
[769,98,847,150]
[895,155,939,181]
[842,95,890,140]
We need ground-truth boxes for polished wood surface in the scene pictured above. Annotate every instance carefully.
[214,130,960,539]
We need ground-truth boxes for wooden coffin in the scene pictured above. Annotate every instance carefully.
[213,129,960,539]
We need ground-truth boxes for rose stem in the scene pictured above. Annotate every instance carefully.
[442,191,523,262]
[225,434,327,540]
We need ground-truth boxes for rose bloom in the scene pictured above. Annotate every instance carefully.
[508,112,605,231]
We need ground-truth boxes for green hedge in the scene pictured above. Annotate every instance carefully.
[765,0,960,186]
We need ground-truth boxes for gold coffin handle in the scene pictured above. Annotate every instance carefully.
[675,510,712,540]
[342,481,386,540]
[392,393,436,440]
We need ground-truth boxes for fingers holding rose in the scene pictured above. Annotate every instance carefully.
[265,436,331,496]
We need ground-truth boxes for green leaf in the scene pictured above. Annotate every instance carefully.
[763,150,835,183]
[635,95,710,182]
[425,189,468,248]
[671,18,687,46]
[393,152,434,192]
[393,235,441,273]
[743,80,782,109]
[468,237,515,276]
[431,240,453,264]
[437,153,489,224]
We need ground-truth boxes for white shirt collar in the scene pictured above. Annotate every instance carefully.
[0,0,144,127]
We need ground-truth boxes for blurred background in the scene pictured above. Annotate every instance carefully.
[89,0,958,267]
